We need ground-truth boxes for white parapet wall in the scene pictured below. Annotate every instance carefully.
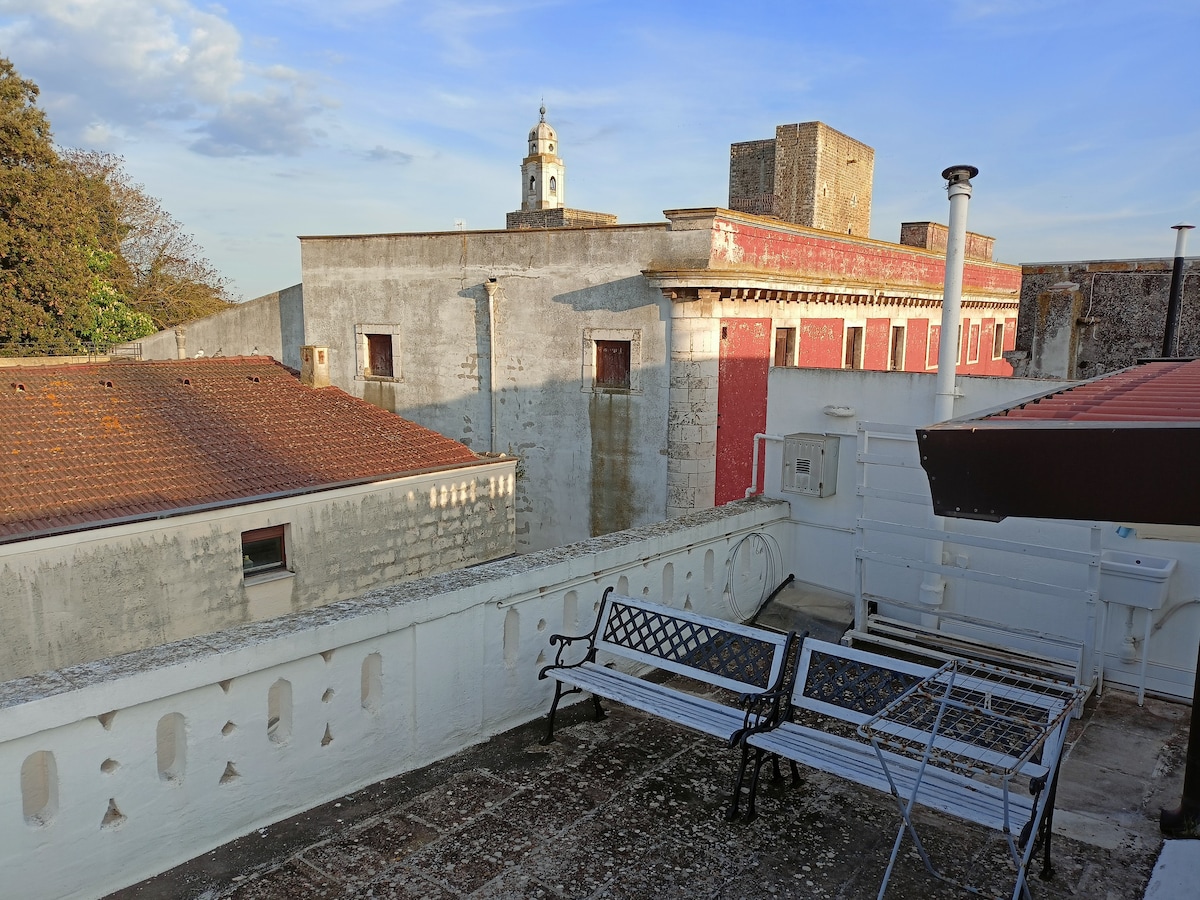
[0,498,790,900]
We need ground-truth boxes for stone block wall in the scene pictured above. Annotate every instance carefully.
[728,123,874,237]
[1015,258,1200,379]
[666,298,720,517]
[900,222,995,261]
[505,207,618,229]
[0,461,517,681]
[728,139,776,216]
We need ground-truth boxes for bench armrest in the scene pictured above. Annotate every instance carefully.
[538,628,601,678]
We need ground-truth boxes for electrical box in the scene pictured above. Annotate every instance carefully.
[781,433,840,497]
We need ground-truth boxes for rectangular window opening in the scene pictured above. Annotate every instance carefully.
[889,326,905,371]
[595,339,631,389]
[844,326,864,370]
[242,526,286,576]
[773,327,797,367]
[967,323,981,363]
[365,333,394,378]
[993,323,1005,359]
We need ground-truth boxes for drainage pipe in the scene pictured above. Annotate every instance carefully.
[1161,223,1194,358]
[484,278,500,453]
[745,433,785,498]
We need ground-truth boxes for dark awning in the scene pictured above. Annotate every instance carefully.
[916,359,1200,525]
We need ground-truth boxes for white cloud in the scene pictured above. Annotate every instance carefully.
[0,0,327,155]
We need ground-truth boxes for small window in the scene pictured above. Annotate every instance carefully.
[926,324,940,369]
[967,323,981,363]
[889,325,905,371]
[992,322,1005,359]
[242,526,286,576]
[595,340,631,389]
[548,176,557,194]
[529,175,535,192]
[356,325,400,382]
[366,334,393,378]
[548,143,554,152]
[844,326,864,370]
[773,327,797,367]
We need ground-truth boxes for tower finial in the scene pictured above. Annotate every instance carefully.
[539,100,546,122]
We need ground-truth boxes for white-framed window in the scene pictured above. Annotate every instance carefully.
[355,324,401,382]
[992,322,1005,359]
[926,323,939,370]
[967,322,981,364]
[582,328,642,393]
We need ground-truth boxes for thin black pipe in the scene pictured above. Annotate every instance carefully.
[1161,253,1188,357]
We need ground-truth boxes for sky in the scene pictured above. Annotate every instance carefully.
[0,0,1197,301]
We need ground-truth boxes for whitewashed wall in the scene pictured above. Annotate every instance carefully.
[0,461,517,681]
[761,367,1200,700]
[0,498,789,900]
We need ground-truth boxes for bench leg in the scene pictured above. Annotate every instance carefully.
[744,747,772,822]
[726,744,753,822]
[539,680,582,745]
[591,693,607,721]
[1037,769,1061,881]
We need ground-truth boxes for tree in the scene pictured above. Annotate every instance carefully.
[62,150,234,329]
[0,57,232,354]
[0,57,102,352]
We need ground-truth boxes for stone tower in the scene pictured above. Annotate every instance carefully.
[521,104,565,211]
[506,106,617,230]
[728,122,874,237]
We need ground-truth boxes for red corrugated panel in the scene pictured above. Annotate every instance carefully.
[989,360,1200,422]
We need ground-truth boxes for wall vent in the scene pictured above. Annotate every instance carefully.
[781,433,839,497]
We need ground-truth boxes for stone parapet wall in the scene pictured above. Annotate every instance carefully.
[900,222,995,262]
[0,498,790,900]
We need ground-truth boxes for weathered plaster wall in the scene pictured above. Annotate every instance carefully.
[0,462,516,681]
[1016,259,1200,379]
[299,225,710,552]
[134,285,305,369]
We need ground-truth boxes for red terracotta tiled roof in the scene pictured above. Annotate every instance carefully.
[0,357,486,541]
[988,359,1200,422]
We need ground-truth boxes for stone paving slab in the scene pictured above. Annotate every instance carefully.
[110,686,1184,900]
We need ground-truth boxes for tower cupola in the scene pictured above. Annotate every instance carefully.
[520,105,565,212]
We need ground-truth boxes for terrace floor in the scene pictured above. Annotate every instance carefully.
[109,680,1193,900]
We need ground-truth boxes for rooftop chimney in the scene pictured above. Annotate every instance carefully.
[300,346,330,388]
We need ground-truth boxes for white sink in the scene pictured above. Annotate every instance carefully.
[1099,550,1177,610]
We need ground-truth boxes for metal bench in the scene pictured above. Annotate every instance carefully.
[735,638,1080,899]
[537,589,794,751]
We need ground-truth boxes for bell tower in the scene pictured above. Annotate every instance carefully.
[520,105,565,211]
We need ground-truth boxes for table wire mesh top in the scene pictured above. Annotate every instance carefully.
[859,658,1080,779]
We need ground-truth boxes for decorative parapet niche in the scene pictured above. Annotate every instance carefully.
[0,498,790,900]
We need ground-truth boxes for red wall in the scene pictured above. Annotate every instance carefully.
[709,217,1022,294]
[905,319,929,372]
[715,318,771,504]
[798,318,844,368]
[864,318,891,370]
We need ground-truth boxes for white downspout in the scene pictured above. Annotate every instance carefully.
[922,165,978,620]
[745,433,785,498]
[484,278,500,454]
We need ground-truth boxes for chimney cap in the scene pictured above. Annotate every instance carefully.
[1171,222,1195,231]
[941,165,978,184]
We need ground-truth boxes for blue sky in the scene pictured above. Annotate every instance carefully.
[1,0,1196,300]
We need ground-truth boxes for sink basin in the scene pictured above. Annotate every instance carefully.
[1099,550,1177,610]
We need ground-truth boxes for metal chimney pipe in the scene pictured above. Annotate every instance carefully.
[1161,222,1195,358]
[933,165,978,422]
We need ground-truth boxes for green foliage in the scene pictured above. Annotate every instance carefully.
[0,57,232,355]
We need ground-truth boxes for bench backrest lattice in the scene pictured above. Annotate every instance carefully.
[794,640,935,725]
[597,594,788,694]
